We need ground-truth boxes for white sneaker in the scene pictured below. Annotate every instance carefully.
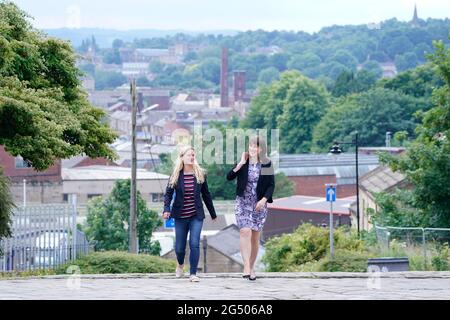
[176,265,184,278]
[189,275,200,282]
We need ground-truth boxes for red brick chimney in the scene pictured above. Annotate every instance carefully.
[233,71,246,102]
[220,47,229,107]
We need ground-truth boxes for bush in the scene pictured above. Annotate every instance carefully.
[279,250,372,273]
[262,224,365,272]
[431,244,450,271]
[316,250,372,272]
[0,269,57,279]
[55,251,177,274]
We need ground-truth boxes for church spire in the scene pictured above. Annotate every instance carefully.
[411,3,420,27]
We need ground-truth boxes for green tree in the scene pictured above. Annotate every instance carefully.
[380,62,443,98]
[326,49,358,70]
[352,70,378,92]
[94,70,127,90]
[331,70,377,97]
[257,67,280,85]
[78,35,99,54]
[78,63,95,77]
[369,190,426,228]
[273,172,295,199]
[155,153,174,175]
[149,60,165,74]
[0,167,14,241]
[321,61,350,80]
[277,73,330,153]
[103,48,121,65]
[0,1,117,237]
[287,52,321,72]
[184,51,198,63]
[269,53,290,71]
[0,2,117,170]
[243,71,330,153]
[312,87,427,152]
[199,57,221,85]
[136,76,151,87]
[382,35,414,60]
[362,60,382,78]
[84,180,162,254]
[378,40,450,227]
[112,39,124,49]
[395,52,419,72]
[331,70,355,97]
[241,72,298,131]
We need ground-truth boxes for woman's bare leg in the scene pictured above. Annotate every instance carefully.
[240,228,252,275]
[250,230,261,277]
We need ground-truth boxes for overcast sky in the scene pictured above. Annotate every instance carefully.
[10,0,450,33]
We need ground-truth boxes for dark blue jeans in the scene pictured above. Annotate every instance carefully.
[174,215,204,275]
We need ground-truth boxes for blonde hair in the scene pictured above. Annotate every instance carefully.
[169,146,205,187]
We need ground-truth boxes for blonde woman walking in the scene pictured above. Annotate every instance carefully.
[163,146,217,282]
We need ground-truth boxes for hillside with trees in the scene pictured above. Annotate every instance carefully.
[75,17,449,90]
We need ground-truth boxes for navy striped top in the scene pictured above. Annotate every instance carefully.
[180,174,196,218]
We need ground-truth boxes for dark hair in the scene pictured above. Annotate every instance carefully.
[249,135,270,164]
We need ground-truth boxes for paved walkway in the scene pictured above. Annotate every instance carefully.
[1,272,450,300]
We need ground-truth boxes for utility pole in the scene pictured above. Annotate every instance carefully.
[129,78,138,254]
[355,131,360,238]
[23,179,26,208]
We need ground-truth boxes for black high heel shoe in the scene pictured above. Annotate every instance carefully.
[242,274,250,279]
[249,275,256,281]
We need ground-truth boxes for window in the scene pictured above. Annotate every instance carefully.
[15,156,32,168]
[87,194,102,200]
[152,193,164,202]
[63,194,69,203]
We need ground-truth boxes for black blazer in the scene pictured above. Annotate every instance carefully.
[163,171,217,220]
[226,160,275,203]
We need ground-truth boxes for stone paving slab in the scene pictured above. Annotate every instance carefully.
[1,272,450,300]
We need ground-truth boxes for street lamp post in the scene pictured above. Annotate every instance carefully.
[329,131,360,237]
[129,78,138,254]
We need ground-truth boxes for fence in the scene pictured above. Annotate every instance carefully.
[374,225,450,270]
[0,204,91,272]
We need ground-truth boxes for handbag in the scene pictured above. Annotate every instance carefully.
[167,190,176,225]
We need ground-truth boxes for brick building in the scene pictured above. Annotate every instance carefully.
[264,195,353,241]
[1,145,168,206]
[0,145,62,204]
[278,153,380,198]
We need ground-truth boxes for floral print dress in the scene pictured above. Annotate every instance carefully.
[235,163,268,231]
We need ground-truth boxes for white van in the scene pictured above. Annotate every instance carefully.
[34,231,70,267]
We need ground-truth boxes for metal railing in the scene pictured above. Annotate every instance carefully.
[0,204,92,272]
[374,225,450,270]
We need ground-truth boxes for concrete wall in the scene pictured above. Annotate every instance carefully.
[358,188,378,232]
[63,179,168,205]
[9,181,63,205]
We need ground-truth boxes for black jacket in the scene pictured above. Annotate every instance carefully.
[163,171,217,220]
[226,160,275,203]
